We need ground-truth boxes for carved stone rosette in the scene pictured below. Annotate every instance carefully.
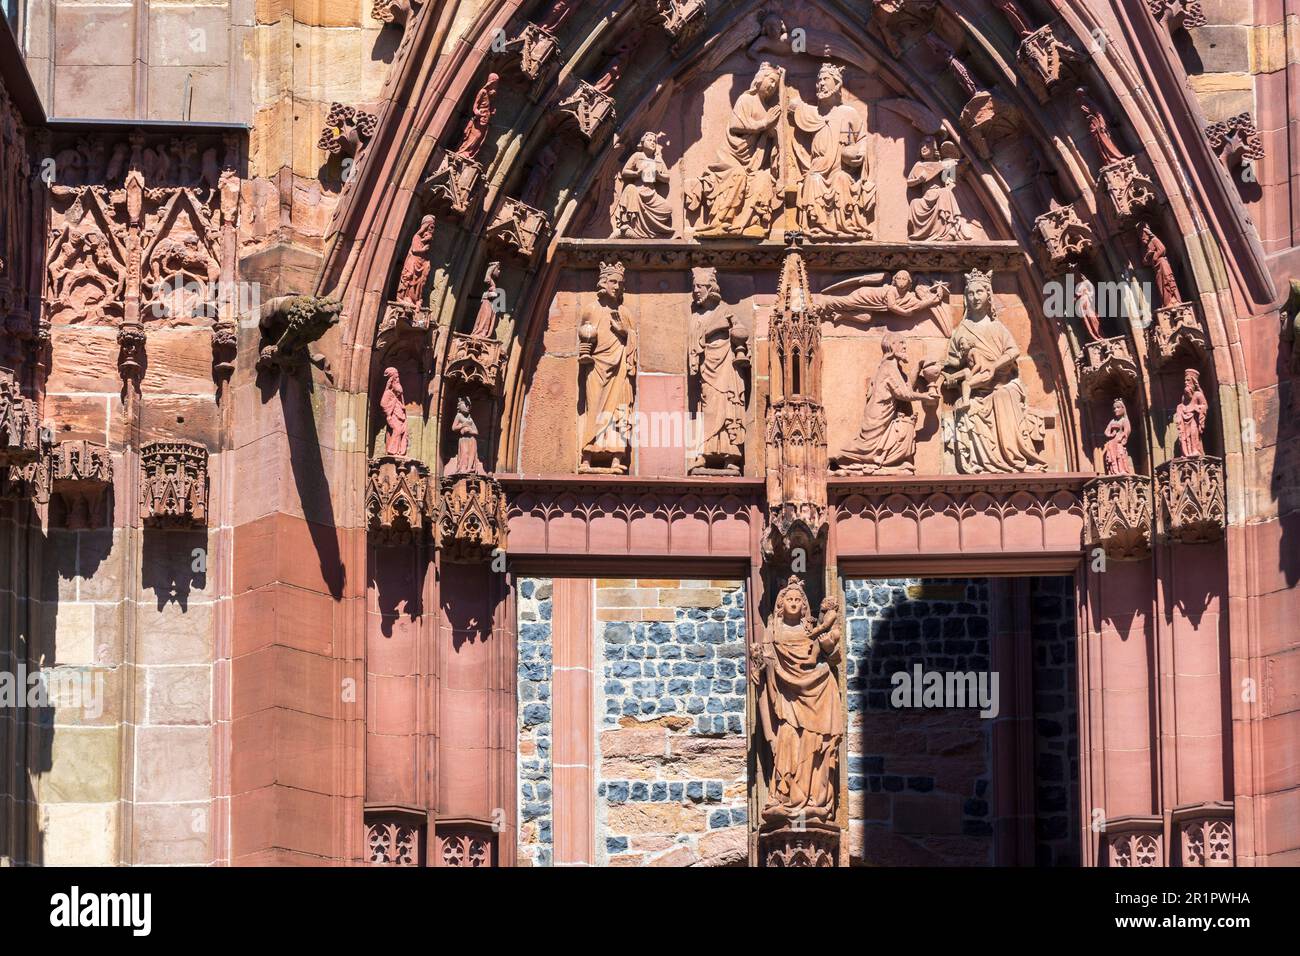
[1084,474,1153,561]
[1173,801,1234,867]
[1147,302,1207,367]
[0,369,40,467]
[759,823,839,867]
[435,826,496,867]
[486,198,550,260]
[420,147,484,218]
[871,0,938,58]
[366,455,432,546]
[139,441,209,528]
[318,103,378,158]
[1076,336,1139,400]
[1018,25,1078,103]
[445,333,506,396]
[556,80,617,145]
[437,473,508,563]
[1157,456,1225,543]
[1206,113,1264,178]
[51,440,114,530]
[1104,815,1164,867]
[1100,156,1158,221]
[1034,204,1096,272]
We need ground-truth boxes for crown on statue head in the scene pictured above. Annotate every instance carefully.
[599,261,626,283]
[965,268,994,293]
[818,62,845,84]
[692,266,718,286]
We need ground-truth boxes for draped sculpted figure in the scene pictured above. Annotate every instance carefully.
[906,137,976,241]
[816,270,949,327]
[578,261,637,473]
[688,267,748,475]
[687,62,782,238]
[786,63,876,239]
[753,576,843,826]
[1174,367,1208,458]
[611,132,673,239]
[381,366,408,457]
[943,270,1049,473]
[1104,398,1134,475]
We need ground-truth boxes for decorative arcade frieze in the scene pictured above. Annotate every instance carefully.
[1103,815,1164,867]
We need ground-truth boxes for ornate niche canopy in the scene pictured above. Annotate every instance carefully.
[1157,455,1225,544]
[1076,336,1139,401]
[139,440,209,528]
[436,473,508,563]
[1084,474,1153,561]
[1103,815,1164,867]
[50,440,114,529]
[0,368,40,469]
[1173,801,1234,868]
[366,454,433,546]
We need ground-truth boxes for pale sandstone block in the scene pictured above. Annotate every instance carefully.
[657,588,723,608]
[133,802,213,865]
[606,802,707,834]
[40,803,118,866]
[137,600,213,665]
[147,666,213,725]
[34,727,120,803]
[52,603,96,665]
[135,725,212,802]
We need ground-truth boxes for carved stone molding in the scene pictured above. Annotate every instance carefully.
[556,80,617,145]
[1147,302,1207,367]
[366,811,424,866]
[646,0,707,55]
[1205,113,1264,178]
[437,473,508,563]
[1017,25,1080,104]
[255,295,342,379]
[435,825,496,867]
[318,103,378,158]
[1034,203,1096,271]
[0,369,40,467]
[1157,455,1225,543]
[1146,0,1206,31]
[419,148,484,218]
[1104,815,1164,867]
[50,440,113,530]
[140,441,209,528]
[1076,335,1139,400]
[486,198,550,260]
[1173,801,1234,867]
[1100,156,1159,221]
[1084,474,1153,561]
[871,0,938,58]
[445,333,506,395]
[366,455,432,546]
[759,824,839,867]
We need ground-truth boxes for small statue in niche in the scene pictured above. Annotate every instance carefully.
[519,143,558,211]
[786,63,876,239]
[454,73,500,160]
[578,261,637,473]
[1173,367,1208,458]
[1103,397,1135,475]
[1072,270,1105,341]
[748,11,790,59]
[1076,87,1127,167]
[1139,222,1183,309]
[816,271,950,326]
[687,62,783,238]
[906,136,977,241]
[688,267,748,475]
[611,132,674,239]
[381,366,409,456]
[942,269,1049,474]
[395,214,436,306]
[471,261,503,338]
[832,331,942,476]
[752,576,843,827]
[592,30,640,92]
[449,395,484,475]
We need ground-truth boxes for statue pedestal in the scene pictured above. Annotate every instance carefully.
[1084,474,1153,561]
[758,823,840,867]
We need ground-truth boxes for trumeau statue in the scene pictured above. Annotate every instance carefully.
[1104,397,1134,475]
[611,132,674,239]
[753,576,843,827]
[688,267,749,475]
[906,136,977,241]
[578,261,637,473]
[686,62,783,238]
[1174,367,1208,458]
[786,63,876,239]
[943,269,1049,474]
[832,331,941,475]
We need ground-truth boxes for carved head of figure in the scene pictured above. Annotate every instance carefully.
[881,330,910,366]
[691,267,720,309]
[1183,367,1200,398]
[597,260,626,305]
[457,395,471,415]
[759,11,786,40]
[752,62,781,101]
[919,136,938,162]
[775,575,810,626]
[892,270,914,294]
[383,366,404,401]
[815,63,845,104]
[964,268,997,320]
[639,131,660,155]
[415,214,436,243]
[1113,397,1127,420]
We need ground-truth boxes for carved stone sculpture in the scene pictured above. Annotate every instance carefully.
[1076,336,1139,401]
[437,473,508,562]
[486,197,550,260]
[211,319,238,381]
[140,440,209,528]
[816,270,949,326]
[381,366,409,457]
[832,332,940,475]
[1070,270,1105,341]
[0,368,40,466]
[786,63,876,239]
[1105,816,1164,867]
[367,455,432,546]
[926,34,1020,159]
[1173,367,1208,458]
[686,62,782,239]
[872,0,938,58]
[396,214,436,306]
[118,322,146,388]
[1206,113,1264,179]
[611,132,673,239]
[688,267,748,475]
[753,576,842,843]
[1157,454,1225,543]
[906,136,977,242]
[372,0,422,28]
[1104,398,1135,475]
[470,261,503,339]
[1101,155,1158,220]
[518,144,558,213]
[1034,202,1096,271]
[649,0,707,54]
[50,440,113,529]
[1173,802,1234,867]
[1147,0,1206,30]
[1076,87,1127,167]
[578,261,637,473]
[1139,222,1183,311]
[255,295,342,379]
[318,103,378,159]
[1084,472,1154,561]
[942,270,1049,474]
[454,74,499,161]
[449,396,484,476]
[446,333,506,395]
[1016,25,1081,104]
[420,148,483,217]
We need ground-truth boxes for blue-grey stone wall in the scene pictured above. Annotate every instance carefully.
[516,577,553,866]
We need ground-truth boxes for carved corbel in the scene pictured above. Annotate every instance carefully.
[434,821,497,867]
[1147,302,1207,367]
[372,0,422,28]
[50,440,113,529]
[1103,815,1164,867]
[318,103,378,159]
[1100,156,1159,221]
[1084,474,1153,561]
[1172,801,1234,867]
[1076,336,1139,401]
[1034,202,1096,272]
[1157,455,1225,543]
[445,333,506,396]
[366,455,433,546]
[760,824,839,867]
[1205,113,1264,182]
[0,368,41,468]
[211,320,237,382]
[419,147,484,219]
[556,80,618,147]
[436,473,508,563]
[645,0,708,56]
[1146,0,1206,31]
[254,295,342,381]
[140,440,209,528]
[1016,25,1083,104]
[486,198,551,261]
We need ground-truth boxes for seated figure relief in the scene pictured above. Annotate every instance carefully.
[611,132,674,239]
[906,135,978,241]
